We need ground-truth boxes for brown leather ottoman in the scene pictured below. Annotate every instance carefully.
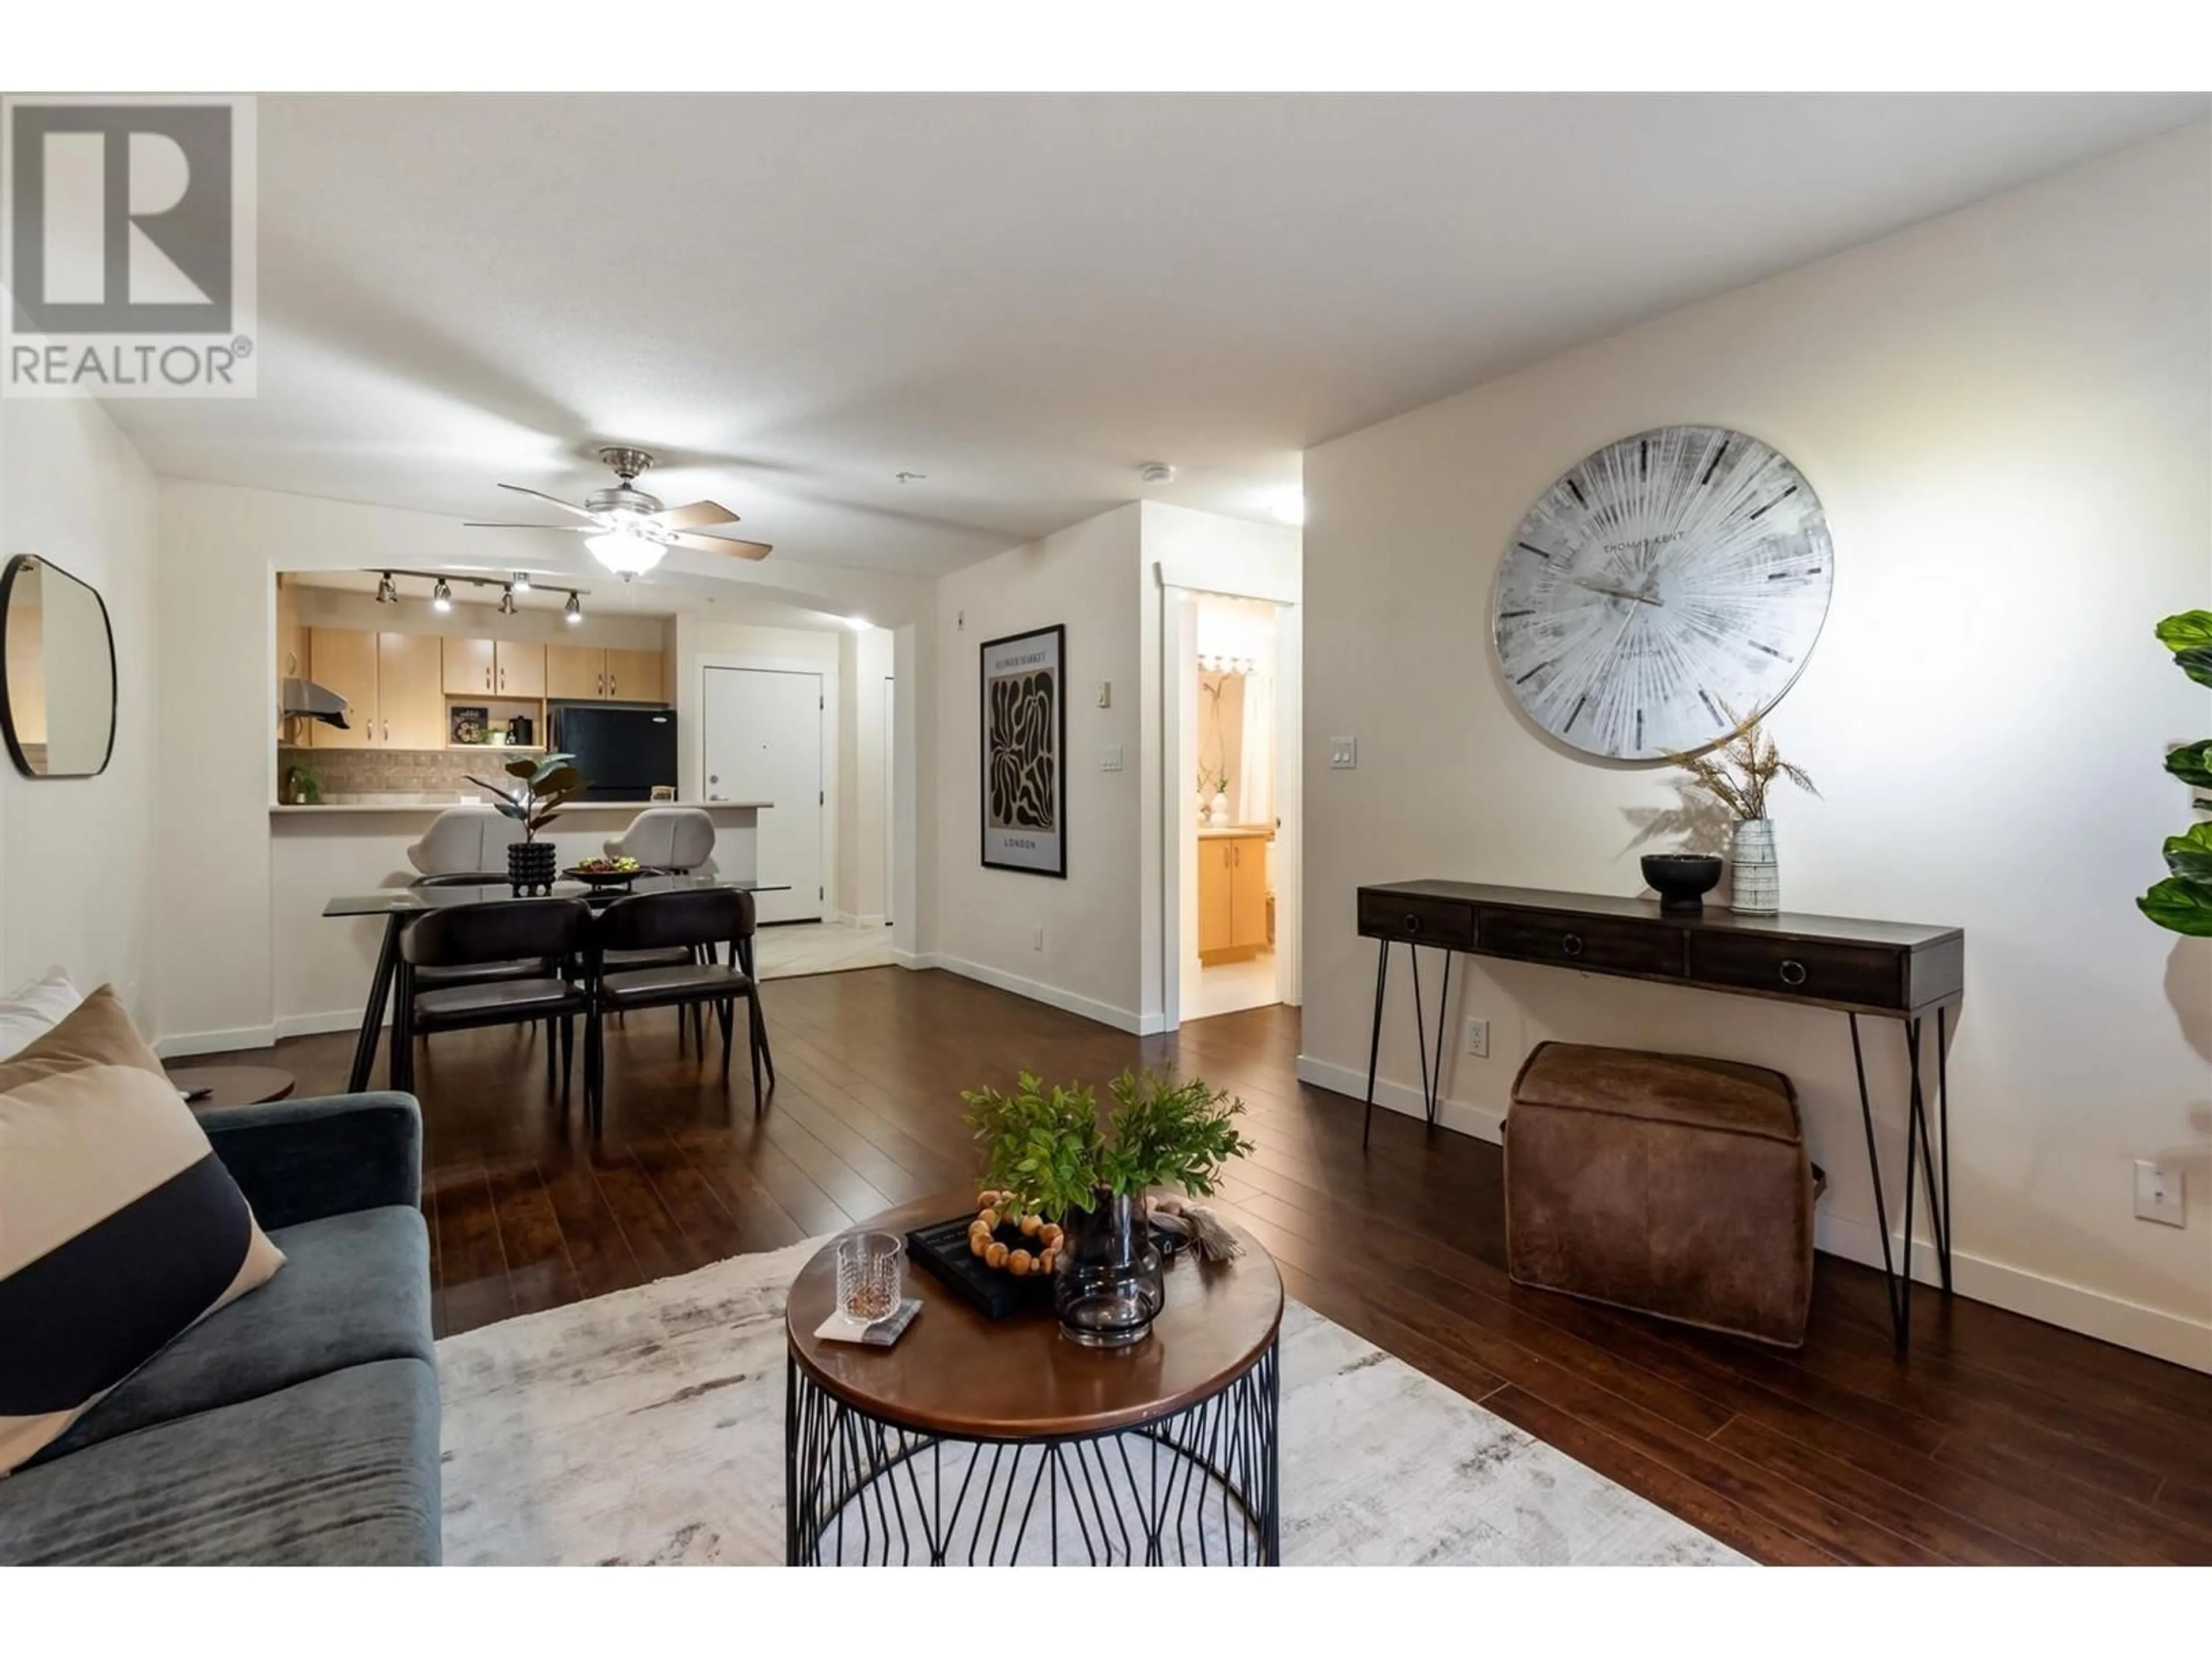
[1503,1041,1815,1347]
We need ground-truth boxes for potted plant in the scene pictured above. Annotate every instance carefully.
[2139,611,2212,936]
[961,1068,1253,1347]
[1662,706,1819,915]
[469,752,584,895]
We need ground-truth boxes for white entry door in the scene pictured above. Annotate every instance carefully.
[703,666,824,925]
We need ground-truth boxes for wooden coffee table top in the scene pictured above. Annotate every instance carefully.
[787,1192,1283,1440]
[168,1066,297,1112]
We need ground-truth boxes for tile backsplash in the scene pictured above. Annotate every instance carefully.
[278,746,508,800]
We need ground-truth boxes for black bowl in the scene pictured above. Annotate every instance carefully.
[1641,853,1723,914]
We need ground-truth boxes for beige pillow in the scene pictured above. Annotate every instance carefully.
[0,987,285,1473]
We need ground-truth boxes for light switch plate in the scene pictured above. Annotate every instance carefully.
[1101,745,1124,771]
[2135,1160,2186,1227]
[1328,736,1357,770]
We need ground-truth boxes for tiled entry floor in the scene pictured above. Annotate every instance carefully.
[753,919,896,980]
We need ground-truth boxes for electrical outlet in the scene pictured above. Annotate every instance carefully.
[1463,1016,1490,1059]
[1032,926,1044,952]
[2135,1161,2186,1228]
[1328,736,1357,770]
[1100,745,1124,771]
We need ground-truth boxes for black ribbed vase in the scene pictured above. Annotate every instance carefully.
[1053,1188,1164,1348]
[507,838,557,896]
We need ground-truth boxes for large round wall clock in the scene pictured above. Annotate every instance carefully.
[1491,425,1834,760]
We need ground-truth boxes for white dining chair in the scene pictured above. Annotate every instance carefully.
[407,804,526,876]
[603,806,716,874]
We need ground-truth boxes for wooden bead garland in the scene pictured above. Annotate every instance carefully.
[968,1190,1063,1278]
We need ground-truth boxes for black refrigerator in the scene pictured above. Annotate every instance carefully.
[551,704,679,801]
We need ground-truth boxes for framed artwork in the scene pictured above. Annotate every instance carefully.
[979,623,1066,877]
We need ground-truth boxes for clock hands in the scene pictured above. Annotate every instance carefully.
[1565,570,1665,607]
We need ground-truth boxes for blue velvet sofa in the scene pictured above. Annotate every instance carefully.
[0,1093,441,1566]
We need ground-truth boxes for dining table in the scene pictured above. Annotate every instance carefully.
[322,873,790,1094]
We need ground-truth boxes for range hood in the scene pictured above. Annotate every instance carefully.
[280,676,352,729]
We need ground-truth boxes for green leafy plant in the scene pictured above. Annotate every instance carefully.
[2139,611,2212,937]
[1662,703,1819,824]
[468,751,584,843]
[961,1068,1253,1221]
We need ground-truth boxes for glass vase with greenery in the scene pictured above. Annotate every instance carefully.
[961,1069,1252,1345]
[2139,611,2212,936]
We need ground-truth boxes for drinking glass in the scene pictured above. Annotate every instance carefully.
[835,1230,904,1324]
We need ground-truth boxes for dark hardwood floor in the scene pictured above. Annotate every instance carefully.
[204,966,2212,1565]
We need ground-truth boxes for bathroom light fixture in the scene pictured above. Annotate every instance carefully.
[563,591,584,624]
[431,578,453,613]
[375,571,398,604]
[498,584,518,615]
[510,571,532,593]
[586,520,665,578]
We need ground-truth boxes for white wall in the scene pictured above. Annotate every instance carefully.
[0,400,158,1021]
[1300,124,2212,1368]
[837,625,895,925]
[929,505,1146,1028]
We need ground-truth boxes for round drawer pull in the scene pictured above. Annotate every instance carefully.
[1403,912,1422,935]
[1779,959,1808,987]
[1561,932,1585,958]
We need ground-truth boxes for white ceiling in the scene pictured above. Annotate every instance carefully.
[109,93,2206,582]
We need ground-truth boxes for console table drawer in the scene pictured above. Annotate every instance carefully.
[1688,933,1904,1009]
[1478,910,1683,977]
[1358,891,1476,950]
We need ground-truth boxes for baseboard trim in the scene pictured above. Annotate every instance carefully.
[1296,1056,2212,1375]
[922,954,1150,1036]
[832,911,890,929]
[156,1024,278,1060]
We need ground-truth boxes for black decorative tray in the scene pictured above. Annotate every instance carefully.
[906,1211,1182,1321]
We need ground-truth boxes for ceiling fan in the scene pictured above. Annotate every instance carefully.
[465,446,772,578]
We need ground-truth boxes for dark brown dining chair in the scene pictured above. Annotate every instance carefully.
[586,888,770,1126]
[408,872,565,1054]
[395,897,594,1113]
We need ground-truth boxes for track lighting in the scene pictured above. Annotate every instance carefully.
[375,571,397,604]
[510,571,531,593]
[563,592,584,624]
[431,578,453,613]
[498,585,518,616]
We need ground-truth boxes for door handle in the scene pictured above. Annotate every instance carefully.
[597,674,605,696]
[485,666,492,690]
[381,718,389,743]
[609,675,617,696]
[498,667,506,691]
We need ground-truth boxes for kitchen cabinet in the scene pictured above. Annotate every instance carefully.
[546,642,606,700]
[377,632,448,749]
[1197,831,1271,962]
[544,644,664,702]
[604,648,662,703]
[495,639,545,699]
[305,627,378,749]
[442,636,497,695]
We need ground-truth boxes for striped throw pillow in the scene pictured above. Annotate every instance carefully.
[0,987,285,1473]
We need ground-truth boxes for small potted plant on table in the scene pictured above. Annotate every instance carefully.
[961,1069,1253,1347]
[469,752,584,895]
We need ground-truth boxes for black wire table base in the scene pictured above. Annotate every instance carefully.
[785,1340,1281,1565]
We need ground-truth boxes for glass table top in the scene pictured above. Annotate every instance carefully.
[323,872,789,918]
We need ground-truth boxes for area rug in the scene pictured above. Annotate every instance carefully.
[436,1240,1747,1566]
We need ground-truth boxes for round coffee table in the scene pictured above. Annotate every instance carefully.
[166,1066,296,1112]
[785,1192,1283,1566]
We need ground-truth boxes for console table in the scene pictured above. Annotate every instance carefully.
[1356,879,1964,1351]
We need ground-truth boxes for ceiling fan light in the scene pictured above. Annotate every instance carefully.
[431,578,453,613]
[587,524,665,577]
[563,592,584,624]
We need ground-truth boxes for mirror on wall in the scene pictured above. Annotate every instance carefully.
[1,555,118,779]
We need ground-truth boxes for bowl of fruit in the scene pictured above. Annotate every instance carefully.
[563,855,645,889]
